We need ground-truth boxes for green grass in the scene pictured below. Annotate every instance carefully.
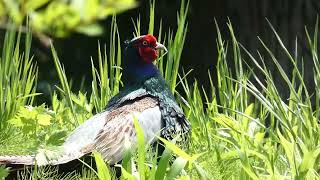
[0,24,38,132]
[1,1,320,179]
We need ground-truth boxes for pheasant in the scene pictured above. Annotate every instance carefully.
[0,34,190,167]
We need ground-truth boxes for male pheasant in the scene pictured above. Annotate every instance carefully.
[0,34,190,166]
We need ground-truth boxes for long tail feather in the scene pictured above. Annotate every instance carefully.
[0,155,35,165]
[0,147,88,166]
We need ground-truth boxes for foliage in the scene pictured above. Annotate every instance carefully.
[0,0,137,37]
[181,18,320,179]
[0,0,320,180]
[0,25,38,134]
[0,166,9,179]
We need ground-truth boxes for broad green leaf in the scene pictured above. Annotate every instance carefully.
[167,157,187,179]
[47,130,67,146]
[155,148,172,180]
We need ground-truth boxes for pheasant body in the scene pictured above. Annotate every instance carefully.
[0,34,190,166]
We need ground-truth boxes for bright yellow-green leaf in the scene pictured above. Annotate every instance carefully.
[8,117,23,127]
[243,103,254,130]
[292,125,298,136]
[0,0,137,37]
[37,114,51,126]
[121,167,136,180]
[221,150,239,159]
[19,106,37,119]
[212,114,240,132]
[299,148,320,174]
[244,103,254,116]
[176,176,189,180]
[93,151,111,180]
[133,116,146,180]
[85,0,99,20]
[254,132,265,145]
[277,129,297,175]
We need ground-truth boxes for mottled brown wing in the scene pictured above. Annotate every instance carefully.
[93,114,136,164]
[92,96,162,164]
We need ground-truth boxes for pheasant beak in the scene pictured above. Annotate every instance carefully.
[155,42,168,53]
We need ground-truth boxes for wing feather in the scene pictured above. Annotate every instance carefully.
[0,94,162,166]
[93,106,162,164]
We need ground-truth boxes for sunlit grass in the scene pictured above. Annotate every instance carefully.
[0,0,320,179]
[0,25,38,134]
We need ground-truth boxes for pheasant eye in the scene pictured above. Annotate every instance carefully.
[142,41,148,46]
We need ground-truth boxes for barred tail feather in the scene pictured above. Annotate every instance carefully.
[0,147,88,166]
[0,111,107,167]
[0,155,35,165]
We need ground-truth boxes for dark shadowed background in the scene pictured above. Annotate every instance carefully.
[5,0,320,103]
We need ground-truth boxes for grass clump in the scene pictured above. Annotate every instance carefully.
[0,26,38,133]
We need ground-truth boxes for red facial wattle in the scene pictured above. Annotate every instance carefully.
[139,47,158,63]
[137,34,159,63]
